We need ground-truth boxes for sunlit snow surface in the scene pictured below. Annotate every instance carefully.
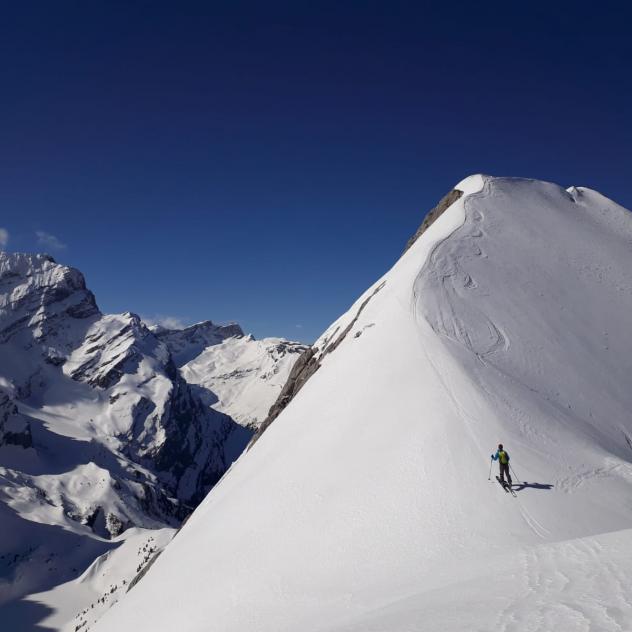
[95,175,632,632]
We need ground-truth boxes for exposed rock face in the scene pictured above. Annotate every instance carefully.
[251,282,386,446]
[252,346,318,444]
[0,390,32,448]
[403,189,464,253]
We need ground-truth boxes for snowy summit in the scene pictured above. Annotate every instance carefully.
[93,175,632,632]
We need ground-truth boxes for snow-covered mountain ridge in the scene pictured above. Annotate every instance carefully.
[0,252,304,630]
[95,175,632,632]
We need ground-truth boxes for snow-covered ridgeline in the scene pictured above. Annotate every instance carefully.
[94,175,632,632]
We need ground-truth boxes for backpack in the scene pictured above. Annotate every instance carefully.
[498,450,509,464]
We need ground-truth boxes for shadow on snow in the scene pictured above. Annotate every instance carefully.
[512,481,554,492]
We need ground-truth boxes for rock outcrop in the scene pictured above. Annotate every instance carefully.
[0,390,32,448]
[403,188,463,253]
[250,187,467,447]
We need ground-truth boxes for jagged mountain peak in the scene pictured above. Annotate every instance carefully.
[0,250,57,269]
[0,251,99,345]
[153,319,245,367]
[0,250,90,296]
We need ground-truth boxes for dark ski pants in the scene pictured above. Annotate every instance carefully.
[499,462,512,485]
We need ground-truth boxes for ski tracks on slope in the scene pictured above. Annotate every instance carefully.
[413,179,510,363]
[411,179,516,461]
[493,535,632,632]
[412,180,559,549]
[556,460,632,494]
[517,504,550,540]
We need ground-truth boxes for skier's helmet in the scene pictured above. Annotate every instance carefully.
[498,443,503,450]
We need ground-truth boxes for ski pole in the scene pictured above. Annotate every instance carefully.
[509,463,521,484]
[488,457,493,480]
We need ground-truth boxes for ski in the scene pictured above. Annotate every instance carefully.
[496,476,517,497]
[495,476,509,492]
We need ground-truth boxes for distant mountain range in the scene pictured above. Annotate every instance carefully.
[0,251,306,629]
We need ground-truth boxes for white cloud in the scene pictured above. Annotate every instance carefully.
[0,228,8,248]
[36,230,66,251]
[142,315,189,331]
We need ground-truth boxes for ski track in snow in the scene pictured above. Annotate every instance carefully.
[494,536,632,632]
[415,177,509,362]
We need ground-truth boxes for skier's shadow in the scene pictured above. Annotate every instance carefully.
[512,481,554,492]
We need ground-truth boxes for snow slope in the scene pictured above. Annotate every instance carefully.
[94,175,632,632]
[29,527,175,632]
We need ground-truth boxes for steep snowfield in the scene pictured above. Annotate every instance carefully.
[28,527,175,632]
[94,176,632,632]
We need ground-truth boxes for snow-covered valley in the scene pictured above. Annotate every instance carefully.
[0,253,304,630]
[91,175,632,632]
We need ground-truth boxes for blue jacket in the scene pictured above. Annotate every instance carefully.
[491,449,510,463]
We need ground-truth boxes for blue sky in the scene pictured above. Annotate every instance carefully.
[1,1,631,342]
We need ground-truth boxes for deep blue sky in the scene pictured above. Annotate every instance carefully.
[1,1,631,342]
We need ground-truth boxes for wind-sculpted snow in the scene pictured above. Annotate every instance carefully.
[416,178,632,463]
[93,175,632,632]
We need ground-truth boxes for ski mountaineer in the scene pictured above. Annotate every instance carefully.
[491,444,512,486]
